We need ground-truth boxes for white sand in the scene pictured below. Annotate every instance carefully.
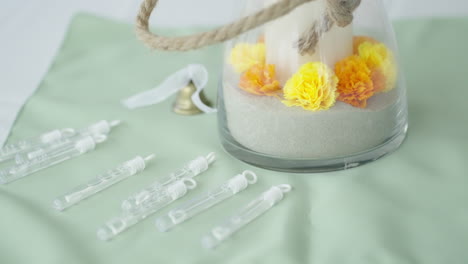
[223,76,401,159]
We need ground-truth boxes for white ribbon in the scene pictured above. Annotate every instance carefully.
[121,64,217,113]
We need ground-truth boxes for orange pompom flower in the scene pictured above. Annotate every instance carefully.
[334,36,398,108]
[239,64,281,96]
[335,55,375,108]
[258,35,265,43]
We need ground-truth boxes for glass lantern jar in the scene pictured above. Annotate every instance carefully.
[217,0,408,172]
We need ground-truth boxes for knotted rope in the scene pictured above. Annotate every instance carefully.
[136,0,361,52]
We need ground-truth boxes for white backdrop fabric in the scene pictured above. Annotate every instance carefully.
[1,0,468,146]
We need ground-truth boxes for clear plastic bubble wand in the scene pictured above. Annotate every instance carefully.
[201,184,292,249]
[52,154,156,211]
[0,120,120,164]
[97,178,198,241]
[78,120,121,137]
[0,128,75,163]
[155,171,258,232]
[0,134,107,184]
[121,152,215,212]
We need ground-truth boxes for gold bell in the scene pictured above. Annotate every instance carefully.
[173,82,212,115]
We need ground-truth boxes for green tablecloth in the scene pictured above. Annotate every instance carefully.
[1,14,468,264]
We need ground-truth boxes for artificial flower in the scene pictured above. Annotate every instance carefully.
[353,36,378,54]
[335,55,375,108]
[371,69,387,94]
[258,35,265,43]
[239,63,281,96]
[356,39,397,92]
[334,36,398,108]
[282,62,338,111]
[229,43,266,73]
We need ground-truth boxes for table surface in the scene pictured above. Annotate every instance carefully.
[0,14,467,264]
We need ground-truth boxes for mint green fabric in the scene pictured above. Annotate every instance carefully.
[1,14,468,264]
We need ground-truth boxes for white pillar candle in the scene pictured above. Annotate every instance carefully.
[264,0,353,85]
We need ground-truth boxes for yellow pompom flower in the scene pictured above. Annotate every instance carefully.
[282,62,338,111]
[353,36,378,54]
[357,41,397,92]
[229,43,266,73]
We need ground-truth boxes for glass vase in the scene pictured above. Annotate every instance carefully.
[217,0,408,172]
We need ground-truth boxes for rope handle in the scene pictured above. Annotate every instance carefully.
[135,0,361,52]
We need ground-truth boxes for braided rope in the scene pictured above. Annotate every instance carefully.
[135,0,360,52]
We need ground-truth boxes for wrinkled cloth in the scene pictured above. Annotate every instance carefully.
[0,14,467,264]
